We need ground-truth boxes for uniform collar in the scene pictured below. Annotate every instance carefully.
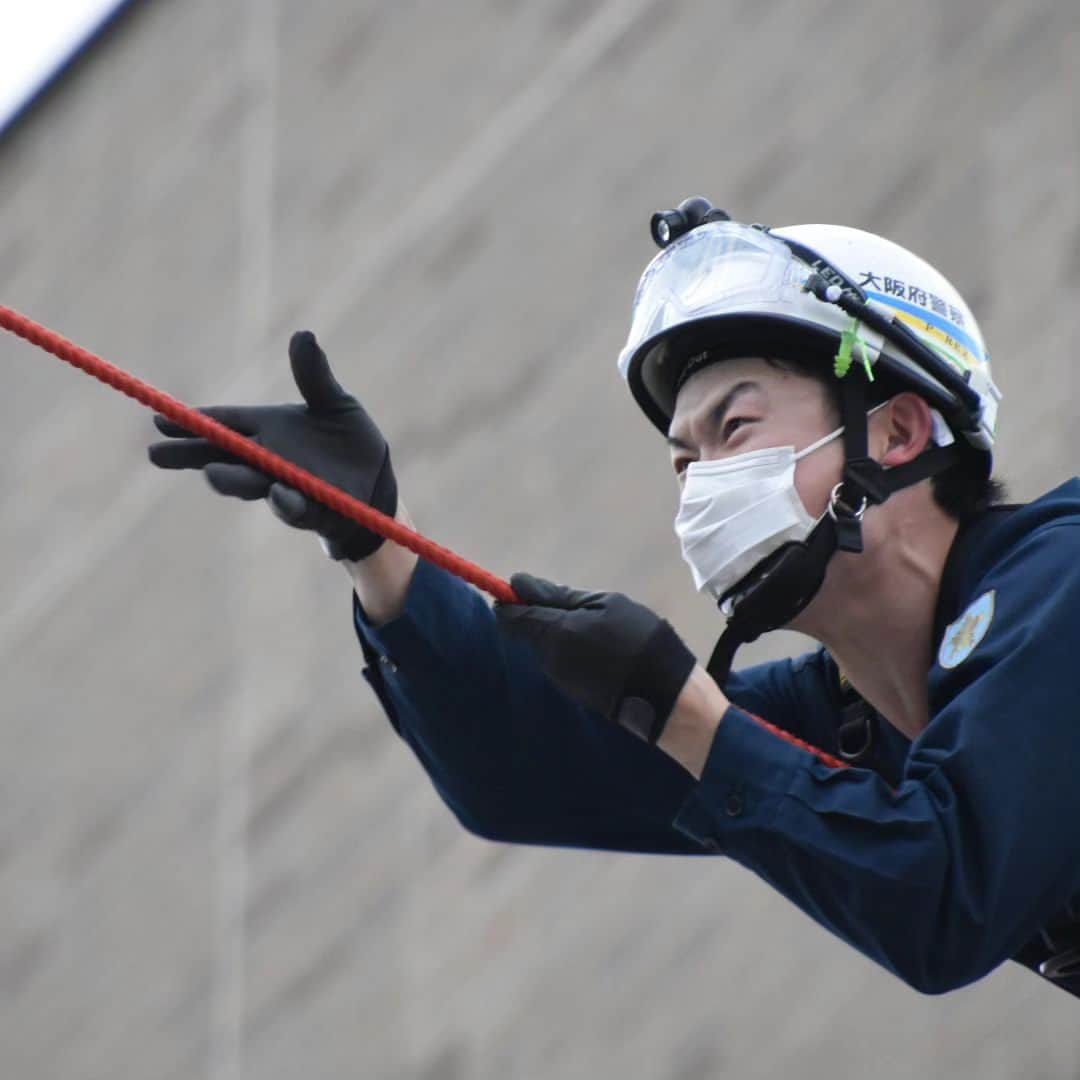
[932,505,1021,649]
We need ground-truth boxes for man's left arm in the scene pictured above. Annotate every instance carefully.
[655,664,731,779]
[500,526,1080,993]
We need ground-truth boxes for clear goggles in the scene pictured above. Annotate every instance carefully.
[617,221,813,379]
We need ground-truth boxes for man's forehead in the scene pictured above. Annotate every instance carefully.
[670,357,773,421]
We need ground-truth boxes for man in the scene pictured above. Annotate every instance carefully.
[149,199,1080,998]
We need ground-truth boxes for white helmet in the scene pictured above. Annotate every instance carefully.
[617,207,1001,471]
[616,200,1004,681]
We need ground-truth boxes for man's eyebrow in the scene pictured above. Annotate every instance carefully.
[666,380,762,449]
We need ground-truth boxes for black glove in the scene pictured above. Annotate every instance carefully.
[148,331,396,560]
[494,573,697,744]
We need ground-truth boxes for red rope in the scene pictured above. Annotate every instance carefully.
[748,713,849,771]
[2,303,848,771]
[0,303,519,604]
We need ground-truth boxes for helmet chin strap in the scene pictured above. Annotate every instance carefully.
[705,377,959,686]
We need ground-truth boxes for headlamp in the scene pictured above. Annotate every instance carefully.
[649,197,729,249]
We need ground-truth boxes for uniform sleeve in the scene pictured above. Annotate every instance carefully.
[353,557,703,853]
[725,650,843,751]
[674,522,1080,993]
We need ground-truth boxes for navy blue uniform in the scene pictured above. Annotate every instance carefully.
[353,479,1080,997]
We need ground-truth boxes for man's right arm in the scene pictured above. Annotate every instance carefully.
[145,333,815,855]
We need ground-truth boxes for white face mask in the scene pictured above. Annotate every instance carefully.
[672,401,946,602]
[672,425,845,601]
[673,400,908,601]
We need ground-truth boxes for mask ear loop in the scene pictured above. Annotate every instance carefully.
[793,421,846,462]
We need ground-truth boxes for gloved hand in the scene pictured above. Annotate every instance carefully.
[494,573,697,744]
[148,331,396,560]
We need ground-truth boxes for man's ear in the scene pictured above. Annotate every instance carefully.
[875,393,935,467]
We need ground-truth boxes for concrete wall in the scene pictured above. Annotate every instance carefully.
[2,1,1078,1077]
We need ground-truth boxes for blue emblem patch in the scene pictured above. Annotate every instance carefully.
[938,590,995,669]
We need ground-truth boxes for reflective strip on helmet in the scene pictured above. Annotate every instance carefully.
[863,288,985,370]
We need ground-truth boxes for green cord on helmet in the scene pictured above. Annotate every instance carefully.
[834,317,875,382]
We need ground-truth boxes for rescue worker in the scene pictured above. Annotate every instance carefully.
[148,199,1080,998]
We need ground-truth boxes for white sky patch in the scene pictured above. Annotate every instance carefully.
[0,0,125,132]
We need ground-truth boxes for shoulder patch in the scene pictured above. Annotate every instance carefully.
[938,590,996,669]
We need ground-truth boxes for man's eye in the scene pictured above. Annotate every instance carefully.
[722,417,753,440]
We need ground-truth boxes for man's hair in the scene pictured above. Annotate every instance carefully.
[763,356,1005,521]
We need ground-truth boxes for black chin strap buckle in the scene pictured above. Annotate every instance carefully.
[828,455,890,554]
[828,482,868,553]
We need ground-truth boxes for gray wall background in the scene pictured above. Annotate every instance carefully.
[2,1,1079,1077]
